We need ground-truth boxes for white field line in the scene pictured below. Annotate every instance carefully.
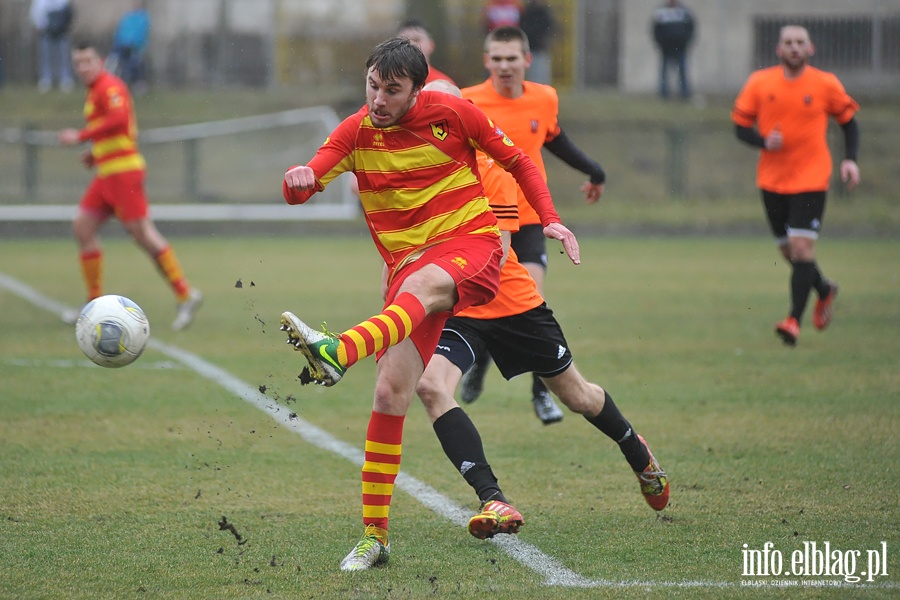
[4,272,895,591]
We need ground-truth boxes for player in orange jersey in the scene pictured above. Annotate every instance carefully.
[414,81,669,538]
[57,42,202,331]
[460,26,607,423]
[280,37,580,572]
[732,25,859,346]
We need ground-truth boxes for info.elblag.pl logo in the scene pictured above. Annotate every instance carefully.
[741,541,889,586]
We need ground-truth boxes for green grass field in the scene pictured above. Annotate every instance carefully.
[1,235,897,599]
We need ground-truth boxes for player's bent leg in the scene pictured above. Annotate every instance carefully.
[543,365,604,416]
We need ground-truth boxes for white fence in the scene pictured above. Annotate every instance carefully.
[0,106,359,222]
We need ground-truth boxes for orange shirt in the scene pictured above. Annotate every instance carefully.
[458,154,544,320]
[732,65,858,193]
[79,70,145,177]
[462,80,560,226]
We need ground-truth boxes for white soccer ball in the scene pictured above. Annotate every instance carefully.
[75,295,150,368]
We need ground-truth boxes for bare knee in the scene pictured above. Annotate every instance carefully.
[544,366,605,416]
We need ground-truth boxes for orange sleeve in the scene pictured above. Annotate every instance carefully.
[731,71,761,128]
[824,72,859,124]
[477,153,519,232]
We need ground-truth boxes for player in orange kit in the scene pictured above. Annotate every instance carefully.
[58,42,202,330]
[732,25,859,346]
[415,80,669,540]
[460,26,607,424]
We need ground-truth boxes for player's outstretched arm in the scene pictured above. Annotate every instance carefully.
[543,222,580,266]
[285,165,317,191]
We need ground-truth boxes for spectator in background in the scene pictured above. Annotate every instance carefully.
[396,19,455,84]
[520,0,556,84]
[110,0,151,92]
[651,0,695,100]
[30,0,75,93]
[482,0,523,33]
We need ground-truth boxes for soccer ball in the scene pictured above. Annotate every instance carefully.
[75,295,150,368]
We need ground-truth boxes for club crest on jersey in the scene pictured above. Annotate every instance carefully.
[431,120,449,141]
[804,95,812,105]
[487,118,515,146]
[530,119,538,133]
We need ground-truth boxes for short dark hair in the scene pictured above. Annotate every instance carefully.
[485,26,531,54]
[366,37,429,90]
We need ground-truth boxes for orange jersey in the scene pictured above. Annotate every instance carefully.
[459,154,544,320]
[732,65,858,193]
[79,71,145,177]
[462,80,560,226]
[283,90,559,272]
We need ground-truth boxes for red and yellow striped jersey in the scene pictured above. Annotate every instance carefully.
[732,65,858,193]
[78,71,145,177]
[284,90,559,271]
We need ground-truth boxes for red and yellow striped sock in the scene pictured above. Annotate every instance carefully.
[361,411,404,544]
[337,292,426,368]
[153,246,190,300]
[80,250,103,301]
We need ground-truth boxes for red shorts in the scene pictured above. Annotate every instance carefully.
[79,170,149,222]
[383,234,503,364]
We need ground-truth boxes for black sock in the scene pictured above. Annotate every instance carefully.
[790,261,817,321]
[810,262,830,297]
[433,407,505,504]
[531,373,549,398]
[585,392,650,472]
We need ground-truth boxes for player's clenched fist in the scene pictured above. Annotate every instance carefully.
[284,165,317,191]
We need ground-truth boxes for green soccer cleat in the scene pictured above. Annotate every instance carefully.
[339,525,390,571]
[280,312,346,386]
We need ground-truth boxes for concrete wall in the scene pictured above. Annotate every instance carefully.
[621,0,900,97]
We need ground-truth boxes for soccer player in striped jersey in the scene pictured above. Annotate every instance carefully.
[280,37,579,571]
[58,42,202,331]
[732,25,859,346]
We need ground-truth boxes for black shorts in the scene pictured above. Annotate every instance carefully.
[434,303,573,380]
[761,190,827,242]
[510,223,547,268]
